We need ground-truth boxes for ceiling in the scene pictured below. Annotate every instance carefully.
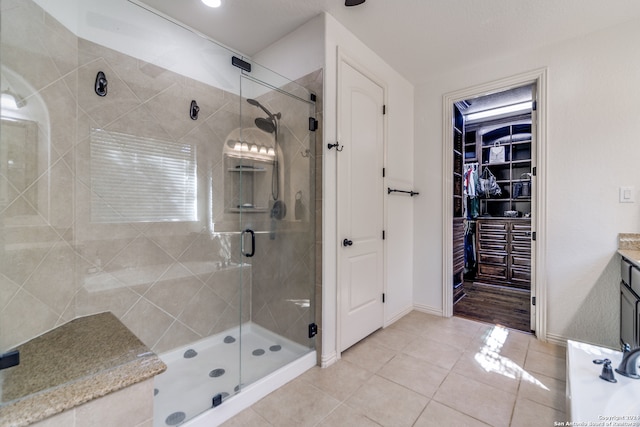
[462,84,533,115]
[136,0,640,86]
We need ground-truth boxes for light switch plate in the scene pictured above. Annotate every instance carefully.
[619,186,635,203]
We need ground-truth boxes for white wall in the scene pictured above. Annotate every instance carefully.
[35,0,242,94]
[414,17,640,348]
[323,13,415,365]
[252,15,324,83]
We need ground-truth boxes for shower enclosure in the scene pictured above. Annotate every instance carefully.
[0,1,318,425]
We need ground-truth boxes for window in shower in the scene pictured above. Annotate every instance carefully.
[90,128,197,223]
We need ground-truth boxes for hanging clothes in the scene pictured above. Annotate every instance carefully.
[464,220,477,276]
[463,164,479,219]
[468,197,479,219]
[465,165,477,198]
[463,163,479,278]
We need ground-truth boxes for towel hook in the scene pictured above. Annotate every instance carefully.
[95,71,108,97]
[190,100,200,120]
[328,142,343,152]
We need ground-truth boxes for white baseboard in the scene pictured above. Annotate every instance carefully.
[413,304,444,317]
[384,306,414,327]
[320,350,338,368]
[545,332,568,347]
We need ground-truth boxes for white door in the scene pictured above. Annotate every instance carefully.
[338,59,385,352]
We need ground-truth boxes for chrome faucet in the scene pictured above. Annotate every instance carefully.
[615,346,640,379]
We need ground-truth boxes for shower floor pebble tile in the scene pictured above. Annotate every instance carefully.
[221,311,567,427]
[153,324,308,427]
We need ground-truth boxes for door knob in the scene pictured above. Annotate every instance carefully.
[343,239,353,247]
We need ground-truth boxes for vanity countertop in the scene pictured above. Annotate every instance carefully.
[618,233,640,269]
[566,340,640,423]
[619,249,640,269]
[0,312,166,427]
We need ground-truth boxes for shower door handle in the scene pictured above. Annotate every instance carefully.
[241,229,255,257]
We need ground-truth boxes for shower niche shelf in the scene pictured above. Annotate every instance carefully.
[224,154,272,214]
[229,208,268,213]
[227,166,267,172]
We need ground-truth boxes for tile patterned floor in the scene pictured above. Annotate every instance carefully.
[221,311,566,427]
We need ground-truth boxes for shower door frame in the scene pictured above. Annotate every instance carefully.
[236,67,318,391]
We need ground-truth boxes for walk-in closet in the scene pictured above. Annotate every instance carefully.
[452,84,535,333]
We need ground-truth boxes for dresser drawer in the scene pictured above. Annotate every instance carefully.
[478,220,508,232]
[511,222,531,233]
[510,254,531,268]
[453,218,465,273]
[511,243,531,254]
[478,264,507,280]
[478,231,508,243]
[511,232,532,244]
[510,266,531,285]
[478,252,507,266]
[478,240,508,252]
[453,247,465,272]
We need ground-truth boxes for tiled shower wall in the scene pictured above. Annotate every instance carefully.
[0,0,322,356]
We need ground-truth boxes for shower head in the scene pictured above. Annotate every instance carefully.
[246,98,282,201]
[254,117,276,134]
[246,98,281,121]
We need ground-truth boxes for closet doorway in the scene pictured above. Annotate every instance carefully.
[451,83,538,334]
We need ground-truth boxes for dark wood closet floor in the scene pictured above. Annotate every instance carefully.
[454,281,532,333]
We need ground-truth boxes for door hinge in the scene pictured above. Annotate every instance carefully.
[212,393,223,408]
[532,232,536,241]
[308,323,318,338]
[532,166,537,176]
[309,117,318,131]
[382,293,386,303]
[532,296,536,306]
[532,100,537,111]
[383,105,386,115]
[231,56,251,72]
[382,230,386,240]
[382,167,386,177]
[310,93,317,103]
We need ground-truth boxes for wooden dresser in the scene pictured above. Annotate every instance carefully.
[476,218,531,290]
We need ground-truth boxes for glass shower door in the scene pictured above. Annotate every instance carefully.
[237,64,317,390]
[1,0,316,426]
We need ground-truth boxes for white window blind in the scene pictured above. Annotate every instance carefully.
[90,129,197,223]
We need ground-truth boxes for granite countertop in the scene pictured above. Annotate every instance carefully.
[0,312,166,427]
[618,233,640,269]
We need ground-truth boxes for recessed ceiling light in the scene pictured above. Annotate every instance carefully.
[202,0,221,8]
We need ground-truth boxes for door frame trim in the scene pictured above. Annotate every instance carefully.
[441,68,548,341]
[336,46,388,355]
